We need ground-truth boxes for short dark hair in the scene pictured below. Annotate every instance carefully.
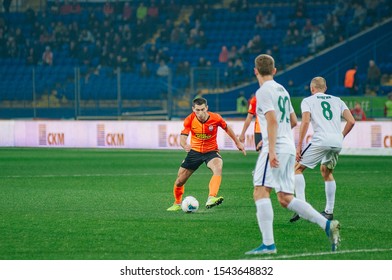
[193,97,207,106]
[255,54,275,76]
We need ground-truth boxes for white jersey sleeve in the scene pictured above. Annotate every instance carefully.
[301,93,348,147]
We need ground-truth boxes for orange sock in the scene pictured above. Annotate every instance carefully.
[174,185,184,204]
[208,175,222,197]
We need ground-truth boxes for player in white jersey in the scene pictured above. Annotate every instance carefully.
[245,55,341,255]
[290,77,355,223]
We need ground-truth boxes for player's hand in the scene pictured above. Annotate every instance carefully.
[296,146,302,162]
[269,151,279,168]
[183,144,191,152]
[238,134,245,143]
[237,142,246,156]
[256,140,263,151]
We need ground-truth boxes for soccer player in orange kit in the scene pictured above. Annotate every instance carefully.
[239,94,263,151]
[167,97,246,211]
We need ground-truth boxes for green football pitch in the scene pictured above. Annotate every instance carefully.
[1,148,391,260]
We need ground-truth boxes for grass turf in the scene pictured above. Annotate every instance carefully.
[0,148,391,260]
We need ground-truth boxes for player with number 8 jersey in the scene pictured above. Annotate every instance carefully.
[290,77,355,224]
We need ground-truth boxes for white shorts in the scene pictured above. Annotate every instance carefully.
[253,152,295,194]
[300,144,341,169]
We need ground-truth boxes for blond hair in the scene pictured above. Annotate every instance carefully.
[310,76,327,92]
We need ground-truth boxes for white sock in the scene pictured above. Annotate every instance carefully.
[294,173,306,201]
[287,197,327,230]
[255,198,274,246]
[325,181,336,214]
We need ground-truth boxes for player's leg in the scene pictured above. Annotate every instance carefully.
[246,152,276,255]
[294,163,307,200]
[167,150,201,211]
[274,153,340,251]
[245,185,277,255]
[320,149,339,219]
[206,156,223,196]
[290,145,325,222]
[321,164,335,219]
[167,167,194,211]
[205,153,224,208]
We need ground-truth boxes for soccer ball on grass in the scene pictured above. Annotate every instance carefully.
[181,196,199,213]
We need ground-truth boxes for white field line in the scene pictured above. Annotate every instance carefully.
[249,248,392,260]
[0,170,388,179]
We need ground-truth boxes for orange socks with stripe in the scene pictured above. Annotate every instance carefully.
[174,185,184,204]
[208,175,222,197]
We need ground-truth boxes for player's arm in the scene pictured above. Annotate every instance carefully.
[180,134,191,152]
[239,113,254,143]
[342,109,355,138]
[290,111,298,129]
[297,111,310,162]
[226,125,246,155]
[265,110,278,168]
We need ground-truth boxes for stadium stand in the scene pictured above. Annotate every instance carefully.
[0,0,391,119]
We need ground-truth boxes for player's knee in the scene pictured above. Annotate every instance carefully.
[278,199,290,208]
[277,195,291,208]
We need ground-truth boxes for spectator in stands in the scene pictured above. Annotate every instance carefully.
[176,60,190,77]
[197,56,207,67]
[234,57,245,77]
[254,10,266,29]
[283,29,296,46]
[79,45,92,66]
[293,0,306,18]
[14,27,26,55]
[122,2,132,22]
[139,61,151,77]
[50,0,61,14]
[366,60,381,95]
[301,19,314,39]
[39,27,54,46]
[3,0,12,13]
[42,46,53,66]
[25,5,36,25]
[103,1,114,19]
[79,29,95,44]
[71,0,81,14]
[247,34,263,54]
[224,60,236,86]
[308,26,325,53]
[228,45,238,62]
[196,30,207,49]
[26,46,39,65]
[156,59,170,77]
[350,3,367,28]
[60,0,72,15]
[385,93,392,118]
[344,64,359,95]
[264,10,276,29]
[136,2,148,22]
[350,102,367,121]
[53,21,68,48]
[147,0,159,22]
[219,46,229,63]
[68,40,78,58]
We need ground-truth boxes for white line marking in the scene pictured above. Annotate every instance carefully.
[249,248,392,260]
[0,173,179,179]
[1,170,388,179]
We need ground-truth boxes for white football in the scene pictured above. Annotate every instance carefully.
[181,196,199,213]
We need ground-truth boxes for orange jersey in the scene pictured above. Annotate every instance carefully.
[248,96,261,133]
[181,112,227,153]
